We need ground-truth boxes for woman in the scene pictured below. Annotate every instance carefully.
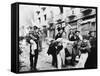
[75,36,91,68]
[85,31,97,68]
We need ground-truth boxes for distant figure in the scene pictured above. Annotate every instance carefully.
[64,23,72,40]
[68,30,82,41]
[43,26,47,41]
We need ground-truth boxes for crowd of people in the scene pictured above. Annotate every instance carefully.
[19,22,97,71]
[47,24,97,69]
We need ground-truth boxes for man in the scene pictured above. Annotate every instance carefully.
[55,29,63,40]
[26,26,40,71]
[71,30,82,65]
[68,29,75,41]
[75,31,83,41]
[31,26,40,70]
[55,37,74,69]
[25,26,35,71]
[37,28,43,52]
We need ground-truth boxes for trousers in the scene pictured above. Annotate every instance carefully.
[57,48,65,69]
[75,53,88,68]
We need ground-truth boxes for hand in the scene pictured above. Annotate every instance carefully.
[81,48,85,50]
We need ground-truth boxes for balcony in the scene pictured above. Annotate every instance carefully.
[68,14,76,21]
[81,8,92,16]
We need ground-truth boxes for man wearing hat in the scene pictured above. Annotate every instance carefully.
[26,25,40,71]
[75,30,83,41]
[55,28,63,40]
[71,30,83,65]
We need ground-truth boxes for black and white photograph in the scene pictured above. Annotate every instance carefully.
[13,3,97,73]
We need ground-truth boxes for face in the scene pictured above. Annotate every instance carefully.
[83,38,87,42]
[59,29,63,33]
[91,32,95,37]
[58,24,61,27]
[70,29,73,34]
[58,42,62,46]
[35,29,38,32]
[28,28,32,32]
[76,32,79,36]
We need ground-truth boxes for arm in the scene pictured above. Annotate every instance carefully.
[85,41,91,53]
[30,34,37,40]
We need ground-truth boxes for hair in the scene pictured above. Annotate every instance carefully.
[33,26,38,30]
[88,31,96,35]
[57,27,61,31]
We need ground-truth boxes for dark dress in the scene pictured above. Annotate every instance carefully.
[85,36,97,68]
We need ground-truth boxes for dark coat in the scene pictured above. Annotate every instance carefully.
[47,42,63,55]
[55,33,62,40]
[85,37,97,68]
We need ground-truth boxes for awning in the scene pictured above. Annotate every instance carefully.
[81,18,96,24]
